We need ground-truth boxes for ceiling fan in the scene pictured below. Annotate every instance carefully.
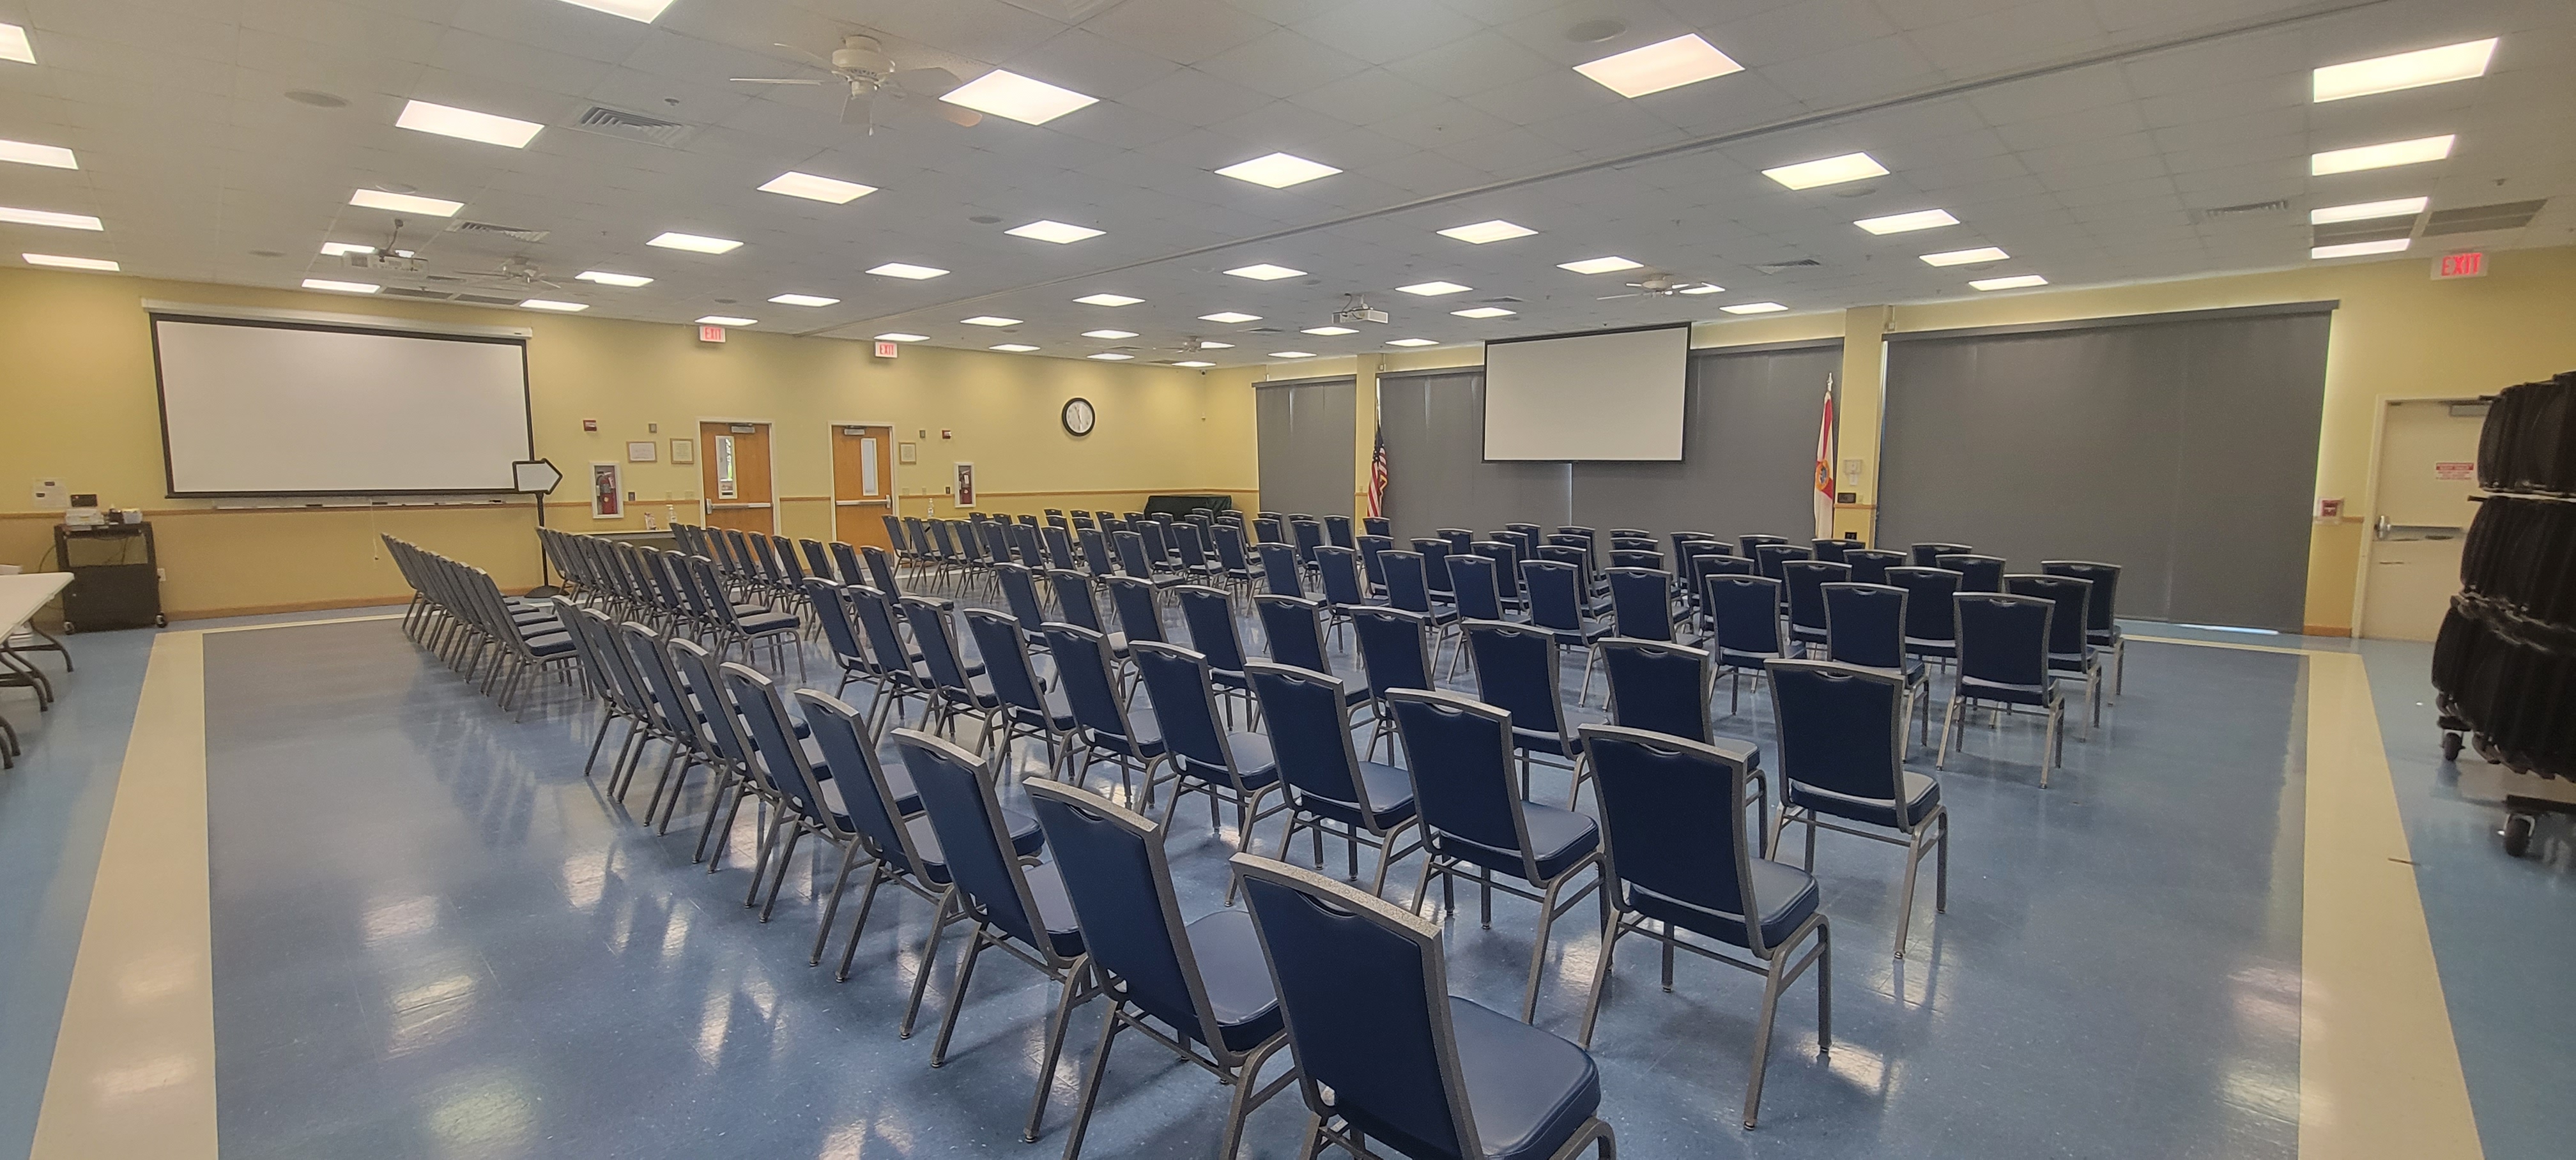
[1598,271,1720,300]
[441,257,564,291]
[730,34,979,132]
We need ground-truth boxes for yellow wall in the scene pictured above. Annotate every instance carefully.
[0,268,1257,618]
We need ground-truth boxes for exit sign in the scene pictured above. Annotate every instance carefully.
[2436,251,2486,280]
[697,324,726,343]
[874,340,899,358]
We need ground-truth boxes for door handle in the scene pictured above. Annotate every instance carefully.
[2377,521,2465,542]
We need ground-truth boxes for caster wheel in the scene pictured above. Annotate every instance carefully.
[60,622,73,634]
[2502,813,2534,859]
[155,615,167,628]
[2442,731,2463,761]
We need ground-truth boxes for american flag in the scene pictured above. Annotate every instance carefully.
[1367,427,1389,519]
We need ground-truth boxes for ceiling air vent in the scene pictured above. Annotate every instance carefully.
[1752,259,1821,274]
[2423,199,2547,236]
[381,286,453,300]
[569,104,697,148]
[453,293,522,306]
[999,0,1123,20]
[2194,199,2288,222]
[446,220,550,243]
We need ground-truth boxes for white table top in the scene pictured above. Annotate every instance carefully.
[0,572,73,636]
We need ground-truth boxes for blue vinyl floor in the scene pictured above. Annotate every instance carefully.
[5,597,2573,1159]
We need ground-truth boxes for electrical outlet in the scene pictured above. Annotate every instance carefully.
[157,568,167,581]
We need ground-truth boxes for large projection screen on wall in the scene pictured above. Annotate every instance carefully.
[1483,324,1689,461]
[151,314,533,496]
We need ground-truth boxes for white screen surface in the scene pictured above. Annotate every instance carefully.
[153,317,532,494]
[1482,326,1689,461]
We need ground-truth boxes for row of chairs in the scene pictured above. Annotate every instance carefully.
[384,537,578,714]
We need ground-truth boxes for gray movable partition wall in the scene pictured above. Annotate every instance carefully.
[1876,303,2333,631]
[1255,375,1357,518]
[1378,341,1839,543]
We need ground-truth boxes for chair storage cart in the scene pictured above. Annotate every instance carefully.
[2430,370,2576,857]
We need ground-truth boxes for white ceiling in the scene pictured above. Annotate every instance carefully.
[1,0,2569,365]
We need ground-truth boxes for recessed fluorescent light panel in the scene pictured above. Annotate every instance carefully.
[1075,293,1142,307]
[1082,329,1138,339]
[1762,152,1887,190]
[1677,284,1724,295]
[1302,326,1357,335]
[1720,301,1788,314]
[696,316,757,326]
[769,293,839,307]
[575,270,652,287]
[1385,338,1438,347]
[647,231,742,254]
[1397,280,1471,296]
[1969,275,2048,291]
[1089,352,1133,361]
[302,278,379,293]
[23,253,118,271]
[2312,238,2411,260]
[1437,219,1537,244]
[990,343,1040,352]
[867,262,947,279]
[1920,247,2009,266]
[1215,152,1340,188]
[1196,340,1234,349]
[962,316,1022,327]
[941,69,1097,125]
[0,22,34,65]
[2312,135,2454,176]
[1574,33,1744,98]
[1452,307,1515,319]
[1269,351,1315,359]
[556,0,675,22]
[0,206,102,230]
[0,138,75,169]
[1199,312,1260,324]
[1174,360,1215,367]
[2311,196,2429,224]
[875,332,928,342]
[1006,220,1103,243]
[521,299,587,312]
[1224,263,1305,280]
[1558,256,1641,274]
[395,100,542,148]
[349,189,463,217]
[319,241,376,256]
[1854,209,1958,234]
[2313,38,2497,102]
[758,171,876,203]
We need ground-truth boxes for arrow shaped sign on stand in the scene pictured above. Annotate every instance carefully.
[512,459,564,494]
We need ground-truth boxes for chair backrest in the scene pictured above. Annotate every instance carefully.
[1103,575,1168,644]
[1935,553,2005,593]
[829,540,864,586]
[1212,523,1254,572]
[2003,573,2092,658]
[1768,659,1911,814]
[1462,620,1567,745]
[1607,548,1662,572]
[1604,567,1673,641]
[1043,524,1080,570]
[1703,574,1784,658]
[1910,542,1974,567]
[1752,542,1811,581]
[1578,724,1774,950]
[1844,548,1904,586]
[1289,518,1325,564]
[1247,661,1374,808]
[1254,594,1332,674]
[994,561,1048,632]
[1887,567,1961,646]
[1257,542,1304,597]
[1130,641,1234,775]
[1782,560,1849,630]
[1111,530,1155,578]
[1024,779,1227,1049]
[1172,585,1248,673]
[1384,690,1535,864]
[723,662,832,828]
[963,609,1049,718]
[1381,550,1433,614]
[799,538,833,580]
[1738,533,1786,558]
[1598,637,1710,742]
[774,536,809,581]
[802,577,867,668]
[1232,855,1480,1160]
[1045,568,1107,632]
[1170,521,1211,569]
[1413,538,1455,595]
[1079,528,1117,577]
[1363,516,1391,538]
[1436,528,1474,555]
[1253,515,1285,544]
[844,584,916,680]
[1445,553,1503,621]
[1470,540,1521,601]
[1519,560,1584,632]
[895,729,1063,961]
[1356,535,1392,586]
[1809,537,1851,563]
[796,690,926,867]
[1822,583,1909,669]
[1323,514,1354,549]
[663,637,754,772]
[1316,546,1367,607]
[613,620,697,738]
[1954,592,2053,689]
[2041,560,2121,633]
[1137,520,1174,567]
[898,597,976,694]
[1349,607,1434,697]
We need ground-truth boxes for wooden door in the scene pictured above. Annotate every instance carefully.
[699,421,774,535]
[832,424,898,550]
[2360,399,2485,641]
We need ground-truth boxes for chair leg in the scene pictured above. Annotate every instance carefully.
[1936,690,1961,768]
[1743,950,1788,1129]
[899,889,959,1038]
[1577,916,1625,1047]
[1521,872,1570,1021]
[1056,1001,1124,1160]
[1022,959,1092,1141]
[809,839,864,965]
[833,862,891,981]
[1576,646,1597,708]
[758,825,806,920]
[928,928,991,1065]
[1893,832,1926,959]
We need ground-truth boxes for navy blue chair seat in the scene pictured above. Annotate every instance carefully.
[1018,862,1090,959]
[1625,861,1821,966]
[1448,995,1604,1160]
[1298,758,1416,832]
[1438,799,1601,883]
[1784,770,1940,832]
[739,609,800,635]
[1183,907,1290,1053]
[1083,705,1165,761]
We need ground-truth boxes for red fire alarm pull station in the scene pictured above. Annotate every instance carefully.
[582,418,599,432]
[2436,251,2486,280]
[874,340,899,358]
[699,324,727,343]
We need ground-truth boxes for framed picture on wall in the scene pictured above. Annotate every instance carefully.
[591,462,622,519]
[953,461,976,507]
[898,441,919,464]
[627,440,657,462]
[670,438,694,464]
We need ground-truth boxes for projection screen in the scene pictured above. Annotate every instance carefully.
[151,314,533,496]
[1482,324,1689,461]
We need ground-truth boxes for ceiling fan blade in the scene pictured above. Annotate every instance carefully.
[732,77,827,84]
[892,66,962,97]
[935,102,982,128]
[770,42,836,70]
[1597,292,1644,300]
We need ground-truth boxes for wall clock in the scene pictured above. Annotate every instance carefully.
[1062,397,1096,436]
